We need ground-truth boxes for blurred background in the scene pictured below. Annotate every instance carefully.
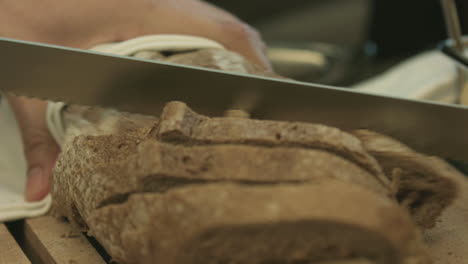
[208,0,467,86]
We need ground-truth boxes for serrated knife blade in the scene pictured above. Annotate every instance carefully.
[1,37,468,161]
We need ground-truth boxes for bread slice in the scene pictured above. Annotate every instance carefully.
[155,101,389,187]
[52,133,390,228]
[87,182,429,264]
[135,140,390,194]
[352,130,458,228]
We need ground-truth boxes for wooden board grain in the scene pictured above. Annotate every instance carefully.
[8,217,105,264]
[0,223,30,264]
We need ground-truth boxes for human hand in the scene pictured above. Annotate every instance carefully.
[0,0,270,69]
[6,97,60,201]
[1,0,271,201]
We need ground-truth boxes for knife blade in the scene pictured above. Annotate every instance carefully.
[1,37,468,161]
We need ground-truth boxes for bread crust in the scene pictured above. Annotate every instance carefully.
[353,130,458,228]
[156,101,389,187]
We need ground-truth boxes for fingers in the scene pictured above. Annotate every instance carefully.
[7,96,60,201]
[215,20,272,71]
[117,0,272,70]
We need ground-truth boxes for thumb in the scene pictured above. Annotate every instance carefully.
[8,96,60,202]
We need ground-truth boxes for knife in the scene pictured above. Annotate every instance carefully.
[1,37,468,162]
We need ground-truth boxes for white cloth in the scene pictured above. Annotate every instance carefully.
[0,34,225,222]
[91,34,224,55]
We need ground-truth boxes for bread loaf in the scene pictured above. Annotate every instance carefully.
[52,130,390,228]
[51,105,430,263]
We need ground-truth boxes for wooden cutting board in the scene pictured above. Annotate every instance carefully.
[424,171,468,264]
[1,217,105,264]
[1,175,466,264]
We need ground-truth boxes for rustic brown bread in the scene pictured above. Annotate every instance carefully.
[135,140,390,194]
[51,115,429,263]
[353,130,458,229]
[87,182,429,264]
[155,101,390,188]
[51,110,434,263]
[53,100,392,228]
[52,131,390,229]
